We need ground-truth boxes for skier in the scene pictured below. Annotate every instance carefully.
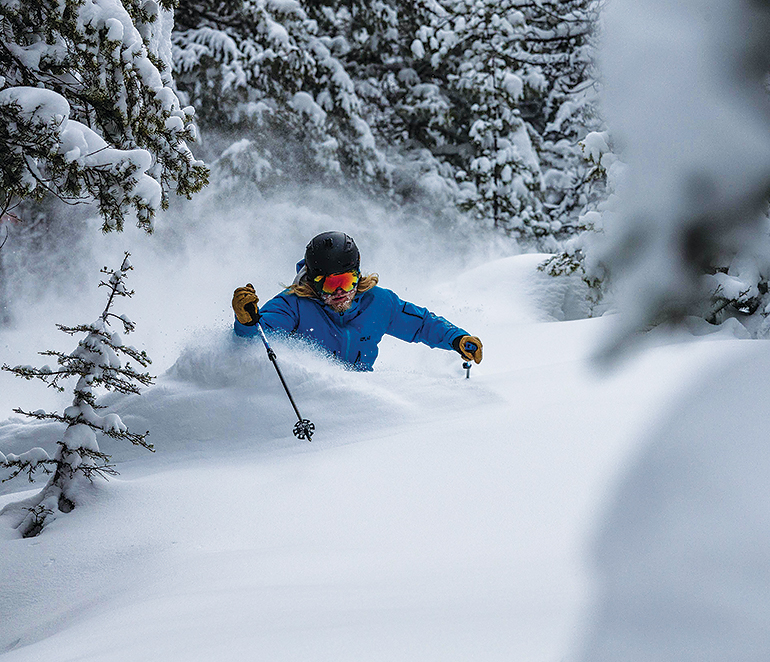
[231,231,483,371]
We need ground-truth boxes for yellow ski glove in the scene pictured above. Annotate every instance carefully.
[454,335,483,364]
[232,283,260,325]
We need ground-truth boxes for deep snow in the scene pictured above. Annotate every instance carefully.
[0,196,762,661]
[580,341,770,662]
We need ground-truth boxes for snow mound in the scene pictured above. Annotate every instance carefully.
[433,253,594,326]
[1,319,497,484]
[93,328,492,466]
[581,342,770,661]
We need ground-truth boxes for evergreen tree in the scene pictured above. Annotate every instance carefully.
[541,130,770,336]
[702,240,770,336]
[298,1,463,209]
[538,129,616,315]
[527,0,602,244]
[408,1,544,237]
[172,0,389,195]
[0,254,154,538]
[303,0,419,143]
[169,0,600,243]
[408,0,600,245]
[0,0,208,232]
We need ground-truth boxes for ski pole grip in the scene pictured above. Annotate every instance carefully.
[244,302,260,325]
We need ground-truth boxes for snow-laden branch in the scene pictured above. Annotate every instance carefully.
[0,0,208,231]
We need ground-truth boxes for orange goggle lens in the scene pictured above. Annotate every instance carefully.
[314,271,359,294]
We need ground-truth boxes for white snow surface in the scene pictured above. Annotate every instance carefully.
[0,194,765,660]
[579,341,770,662]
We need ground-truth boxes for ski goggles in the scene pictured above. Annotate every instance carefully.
[314,270,360,294]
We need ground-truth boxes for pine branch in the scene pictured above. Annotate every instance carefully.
[55,444,121,482]
[1,457,56,483]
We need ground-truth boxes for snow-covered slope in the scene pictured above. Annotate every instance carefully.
[1,236,755,661]
[579,340,770,662]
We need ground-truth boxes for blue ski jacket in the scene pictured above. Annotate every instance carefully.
[234,285,467,371]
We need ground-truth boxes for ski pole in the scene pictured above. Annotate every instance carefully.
[256,323,315,441]
[462,339,478,379]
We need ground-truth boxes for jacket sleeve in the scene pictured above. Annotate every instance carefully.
[384,291,467,350]
[233,291,299,338]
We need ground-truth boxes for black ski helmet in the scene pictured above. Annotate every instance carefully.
[304,231,360,279]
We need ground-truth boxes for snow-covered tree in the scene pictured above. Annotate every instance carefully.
[407,0,600,245]
[591,0,770,354]
[167,0,600,239]
[529,0,602,240]
[293,2,459,211]
[304,0,419,142]
[701,236,770,335]
[172,0,389,195]
[0,254,154,537]
[535,0,770,346]
[580,3,770,657]
[0,0,208,232]
[403,2,539,236]
[539,129,620,315]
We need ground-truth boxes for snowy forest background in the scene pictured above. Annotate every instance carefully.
[4,0,770,338]
[3,0,770,659]
[0,0,607,292]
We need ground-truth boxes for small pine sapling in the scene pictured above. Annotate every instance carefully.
[0,253,154,538]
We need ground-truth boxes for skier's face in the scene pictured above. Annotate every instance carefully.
[322,286,356,312]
